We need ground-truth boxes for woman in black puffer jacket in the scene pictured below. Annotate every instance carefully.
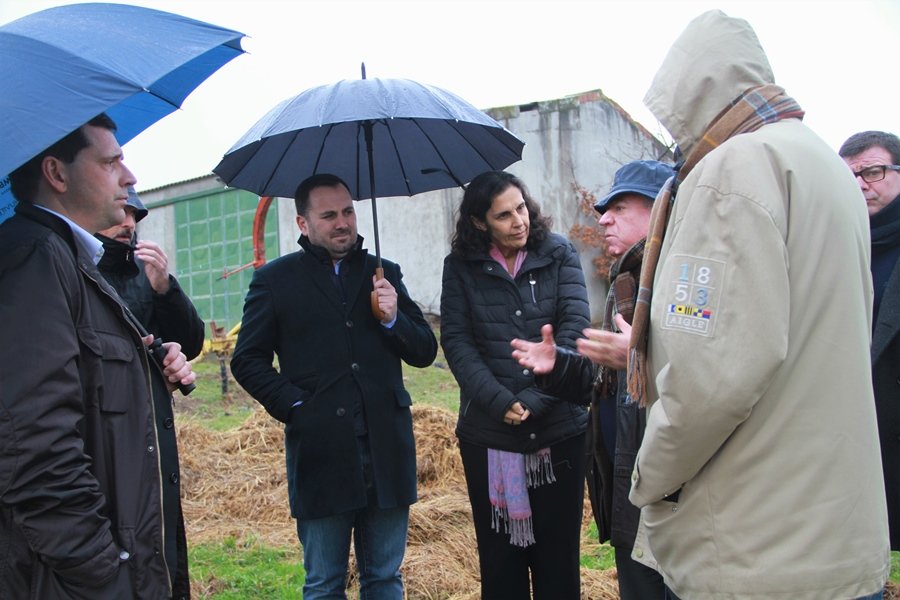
[440,170,590,600]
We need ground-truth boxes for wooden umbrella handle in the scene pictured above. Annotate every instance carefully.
[371,267,387,321]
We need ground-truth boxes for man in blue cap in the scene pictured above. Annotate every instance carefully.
[95,186,205,361]
[512,159,673,599]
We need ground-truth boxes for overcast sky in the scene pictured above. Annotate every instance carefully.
[2,0,898,191]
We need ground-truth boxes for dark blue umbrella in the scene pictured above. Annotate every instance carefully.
[0,2,246,222]
[213,67,525,271]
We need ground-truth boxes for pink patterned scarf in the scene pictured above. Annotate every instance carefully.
[486,245,556,547]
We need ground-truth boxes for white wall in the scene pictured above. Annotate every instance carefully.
[140,89,670,323]
[343,91,670,321]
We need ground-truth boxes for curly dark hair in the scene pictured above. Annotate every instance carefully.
[450,170,551,256]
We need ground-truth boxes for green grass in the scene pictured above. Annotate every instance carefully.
[403,327,460,413]
[580,522,616,570]
[403,360,459,413]
[182,355,255,431]
[189,537,303,599]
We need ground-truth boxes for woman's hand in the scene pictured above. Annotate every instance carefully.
[503,401,530,425]
[510,323,556,374]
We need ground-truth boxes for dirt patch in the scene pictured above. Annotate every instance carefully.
[178,402,619,598]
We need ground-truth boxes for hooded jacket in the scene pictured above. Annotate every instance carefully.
[628,10,890,599]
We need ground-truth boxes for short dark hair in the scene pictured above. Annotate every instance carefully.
[294,173,351,216]
[9,114,117,204]
[839,131,900,164]
[450,170,551,256]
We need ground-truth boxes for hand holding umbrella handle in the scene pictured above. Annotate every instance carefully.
[147,337,197,396]
[123,304,195,395]
[371,267,387,322]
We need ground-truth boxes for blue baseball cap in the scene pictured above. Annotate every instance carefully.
[594,160,674,214]
[126,186,148,222]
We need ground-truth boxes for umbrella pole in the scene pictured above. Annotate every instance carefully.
[364,120,387,321]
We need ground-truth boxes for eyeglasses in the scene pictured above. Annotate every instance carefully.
[852,165,900,183]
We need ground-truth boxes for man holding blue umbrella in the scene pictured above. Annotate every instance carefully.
[0,4,245,597]
[0,114,197,599]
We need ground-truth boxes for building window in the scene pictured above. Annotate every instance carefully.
[175,188,278,330]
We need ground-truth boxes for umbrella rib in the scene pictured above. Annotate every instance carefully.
[353,121,364,200]
[410,118,496,186]
[381,119,415,197]
[311,122,339,191]
[140,86,184,112]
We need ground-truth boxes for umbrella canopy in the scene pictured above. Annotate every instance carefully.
[0,2,245,175]
[213,76,525,202]
[0,2,246,223]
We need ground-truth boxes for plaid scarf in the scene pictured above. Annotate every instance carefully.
[627,84,804,406]
[594,238,644,398]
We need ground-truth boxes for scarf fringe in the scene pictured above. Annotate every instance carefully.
[491,504,507,533]
[509,515,536,547]
[627,345,646,406]
[488,449,555,548]
[525,449,556,488]
[490,505,537,548]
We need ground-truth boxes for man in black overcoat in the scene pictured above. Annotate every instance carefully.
[231,173,437,599]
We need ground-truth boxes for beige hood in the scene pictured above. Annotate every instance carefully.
[643,10,774,155]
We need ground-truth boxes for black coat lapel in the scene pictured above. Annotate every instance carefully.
[873,258,900,363]
[296,251,345,312]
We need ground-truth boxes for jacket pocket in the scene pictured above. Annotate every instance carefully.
[78,328,137,414]
[394,387,412,408]
[30,546,128,600]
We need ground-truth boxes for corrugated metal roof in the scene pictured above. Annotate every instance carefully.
[136,172,223,196]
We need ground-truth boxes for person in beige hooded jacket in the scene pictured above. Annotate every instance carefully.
[627,10,891,600]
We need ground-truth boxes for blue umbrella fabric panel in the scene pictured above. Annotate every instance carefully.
[0,2,245,177]
[0,177,13,226]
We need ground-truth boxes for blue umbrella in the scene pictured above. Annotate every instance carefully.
[213,67,525,271]
[0,2,246,222]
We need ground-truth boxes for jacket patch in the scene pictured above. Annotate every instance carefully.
[660,255,725,337]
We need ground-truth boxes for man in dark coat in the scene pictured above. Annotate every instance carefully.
[840,130,900,550]
[0,114,196,599]
[230,173,437,599]
[96,186,205,360]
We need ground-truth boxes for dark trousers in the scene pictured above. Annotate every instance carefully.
[459,433,586,600]
[615,546,664,600]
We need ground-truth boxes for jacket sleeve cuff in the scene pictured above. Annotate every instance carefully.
[267,387,309,423]
[515,388,555,419]
[534,348,593,406]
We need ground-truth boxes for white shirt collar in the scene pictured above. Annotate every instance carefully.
[34,205,105,265]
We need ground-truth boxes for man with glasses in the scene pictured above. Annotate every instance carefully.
[840,130,900,553]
